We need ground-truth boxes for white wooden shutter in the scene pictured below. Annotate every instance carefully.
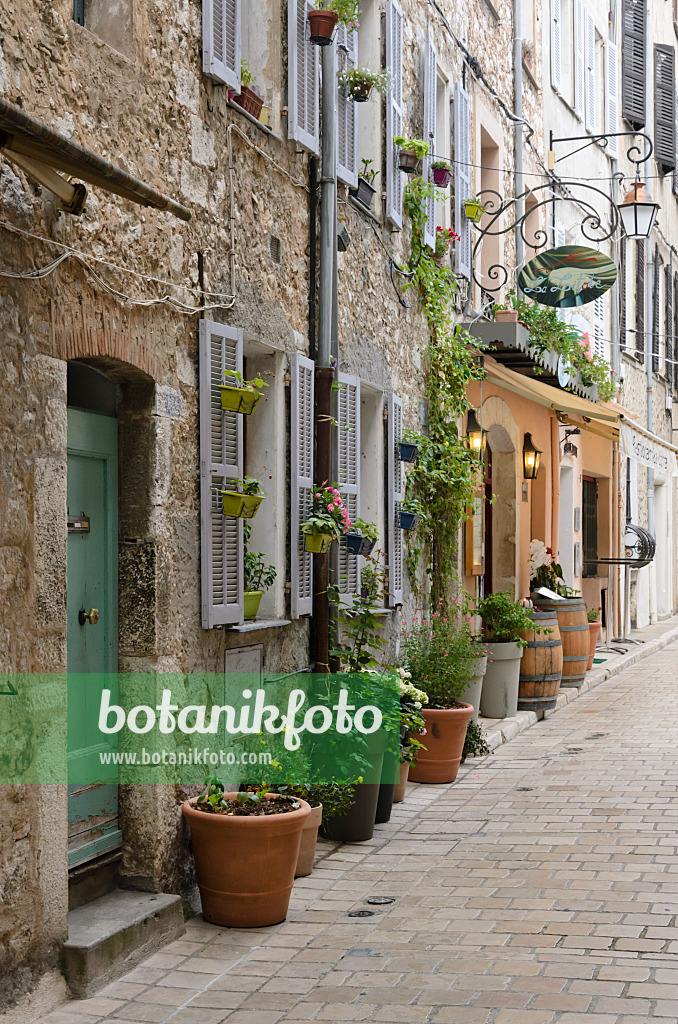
[551,0,562,91]
[423,35,438,250]
[288,0,320,155]
[605,40,620,156]
[573,0,585,117]
[673,90,678,196]
[336,374,361,602]
[203,0,241,90]
[593,296,606,359]
[290,353,315,618]
[454,82,472,281]
[337,26,358,187]
[585,11,596,132]
[199,320,244,628]
[554,219,566,247]
[387,393,404,607]
[386,0,404,228]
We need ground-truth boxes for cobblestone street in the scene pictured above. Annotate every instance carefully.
[33,640,678,1024]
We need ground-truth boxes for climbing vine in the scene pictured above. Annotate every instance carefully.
[401,178,484,610]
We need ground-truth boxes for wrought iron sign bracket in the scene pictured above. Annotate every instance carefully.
[548,129,653,169]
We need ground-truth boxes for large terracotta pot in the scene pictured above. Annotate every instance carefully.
[393,761,409,803]
[480,641,523,719]
[409,703,473,784]
[295,803,322,877]
[182,794,310,927]
[518,608,562,712]
[587,620,602,671]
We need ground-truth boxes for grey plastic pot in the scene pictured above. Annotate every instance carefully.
[479,641,523,719]
[462,653,488,724]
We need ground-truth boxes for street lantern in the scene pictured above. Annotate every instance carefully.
[617,180,659,240]
[523,433,542,479]
[466,410,486,453]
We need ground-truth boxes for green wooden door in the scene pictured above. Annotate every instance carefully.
[67,408,120,867]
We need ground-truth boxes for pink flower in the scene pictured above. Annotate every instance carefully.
[328,504,335,511]
[315,492,321,499]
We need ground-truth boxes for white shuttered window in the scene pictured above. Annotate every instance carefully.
[551,0,562,91]
[592,297,606,359]
[454,82,472,281]
[573,0,585,117]
[585,11,596,131]
[203,0,241,90]
[337,26,358,187]
[288,0,320,155]
[290,353,315,618]
[605,40,620,156]
[336,374,361,601]
[423,35,438,250]
[386,0,404,228]
[199,320,244,628]
[387,393,404,607]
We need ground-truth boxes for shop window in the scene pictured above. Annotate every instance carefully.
[74,0,135,59]
[582,476,598,577]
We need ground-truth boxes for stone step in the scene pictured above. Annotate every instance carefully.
[63,890,185,998]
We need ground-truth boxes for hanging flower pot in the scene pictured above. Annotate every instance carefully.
[243,590,264,620]
[304,531,335,554]
[398,441,419,463]
[341,533,376,557]
[307,8,338,45]
[220,385,262,415]
[399,511,421,531]
[221,490,265,519]
[432,166,452,188]
[397,149,419,174]
[233,85,264,121]
[464,199,485,224]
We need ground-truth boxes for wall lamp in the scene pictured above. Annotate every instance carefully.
[523,433,542,479]
[466,409,486,453]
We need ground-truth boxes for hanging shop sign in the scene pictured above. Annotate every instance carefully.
[620,423,678,477]
[517,245,617,308]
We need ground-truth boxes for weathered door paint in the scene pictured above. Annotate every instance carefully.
[67,408,120,867]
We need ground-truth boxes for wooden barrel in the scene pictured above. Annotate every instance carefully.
[518,609,563,711]
[531,596,589,686]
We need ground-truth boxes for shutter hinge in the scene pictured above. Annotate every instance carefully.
[284,373,291,386]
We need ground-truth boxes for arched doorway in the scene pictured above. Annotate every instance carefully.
[481,398,520,598]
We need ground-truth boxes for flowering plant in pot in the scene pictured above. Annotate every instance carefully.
[402,606,486,783]
[269,780,354,876]
[220,369,269,414]
[182,778,311,927]
[349,158,379,210]
[586,605,602,670]
[341,516,378,557]
[431,159,452,188]
[394,136,429,173]
[338,65,393,102]
[308,0,360,44]
[221,476,266,519]
[476,591,543,720]
[234,60,264,120]
[492,299,520,324]
[394,668,427,802]
[302,483,351,553]
[528,539,579,597]
[433,226,459,266]
[243,523,276,621]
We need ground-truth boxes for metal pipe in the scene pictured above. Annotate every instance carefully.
[513,0,524,287]
[646,238,656,622]
[318,42,337,369]
[309,156,318,361]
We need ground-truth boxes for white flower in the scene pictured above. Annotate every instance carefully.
[528,539,550,570]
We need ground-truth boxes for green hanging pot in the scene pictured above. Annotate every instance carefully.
[304,532,335,554]
[221,490,265,518]
[464,200,485,224]
[220,386,262,415]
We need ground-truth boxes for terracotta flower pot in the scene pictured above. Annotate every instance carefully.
[587,620,601,671]
[295,802,322,877]
[307,8,338,45]
[494,309,519,323]
[408,703,474,784]
[393,761,409,803]
[397,149,420,174]
[233,84,264,120]
[182,794,310,927]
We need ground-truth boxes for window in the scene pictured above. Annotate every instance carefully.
[356,0,381,195]
[619,237,628,351]
[422,34,438,249]
[584,12,596,132]
[654,45,677,174]
[203,0,241,89]
[73,0,135,57]
[242,3,281,130]
[604,40,620,156]
[665,265,673,387]
[622,0,646,129]
[582,478,598,578]
[435,73,450,235]
[385,0,404,228]
[653,246,662,373]
[288,0,320,154]
[337,25,358,187]
[635,241,645,364]
[453,82,472,280]
[479,127,501,291]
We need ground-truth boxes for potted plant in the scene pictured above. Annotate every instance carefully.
[431,159,452,188]
[399,496,424,531]
[399,428,422,463]
[476,592,540,719]
[586,605,602,671]
[338,66,393,103]
[269,782,354,876]
[220,370,269,415]
[394,136,429,174]
[492,300,519,324]
[341,517,378,556]
[403,610,485,784]
[394,669,427,802]
[464,195,485,223]
[221,476,266,519]
[433,225,459,266]
[182,779,311,927]
[349,158,379,210]
[234,61,264,121]
[243,524,276,621]
[308,0,359,45]
[302,483,351,553]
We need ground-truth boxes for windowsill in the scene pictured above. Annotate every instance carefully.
[339,606,395,617]
[227,618,292,632]
[227,99,283,142]
[346,195,382,224]
[522,58,539,90]
[553,88,583,123]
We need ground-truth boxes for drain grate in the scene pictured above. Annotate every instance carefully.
[516,787,533,792]
[366,897,395,906]
[348,910,375,918]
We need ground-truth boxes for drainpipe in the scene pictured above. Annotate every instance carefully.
[513,0,524,286]
[313,41,338,672]
[647,238,656,623]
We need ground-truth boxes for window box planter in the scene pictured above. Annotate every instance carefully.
[304,532,335,554]
[341,533,376,557]
[220,385,262,415]
[432,167,452,188]
[397,149,420,174]
[464,199,485,223]
[493,309,519,323]
[348,176,377,211]
[307,8,338,44]
[233,85,264,121]
[398,441,419,463]
[244,590,264,621]
[221,490,265,519]
[399,511,420,531]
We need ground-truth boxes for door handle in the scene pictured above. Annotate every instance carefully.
[78,607,99,626]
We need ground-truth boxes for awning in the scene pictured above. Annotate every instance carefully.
[0,96,190,222]
[483,356,620,439]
